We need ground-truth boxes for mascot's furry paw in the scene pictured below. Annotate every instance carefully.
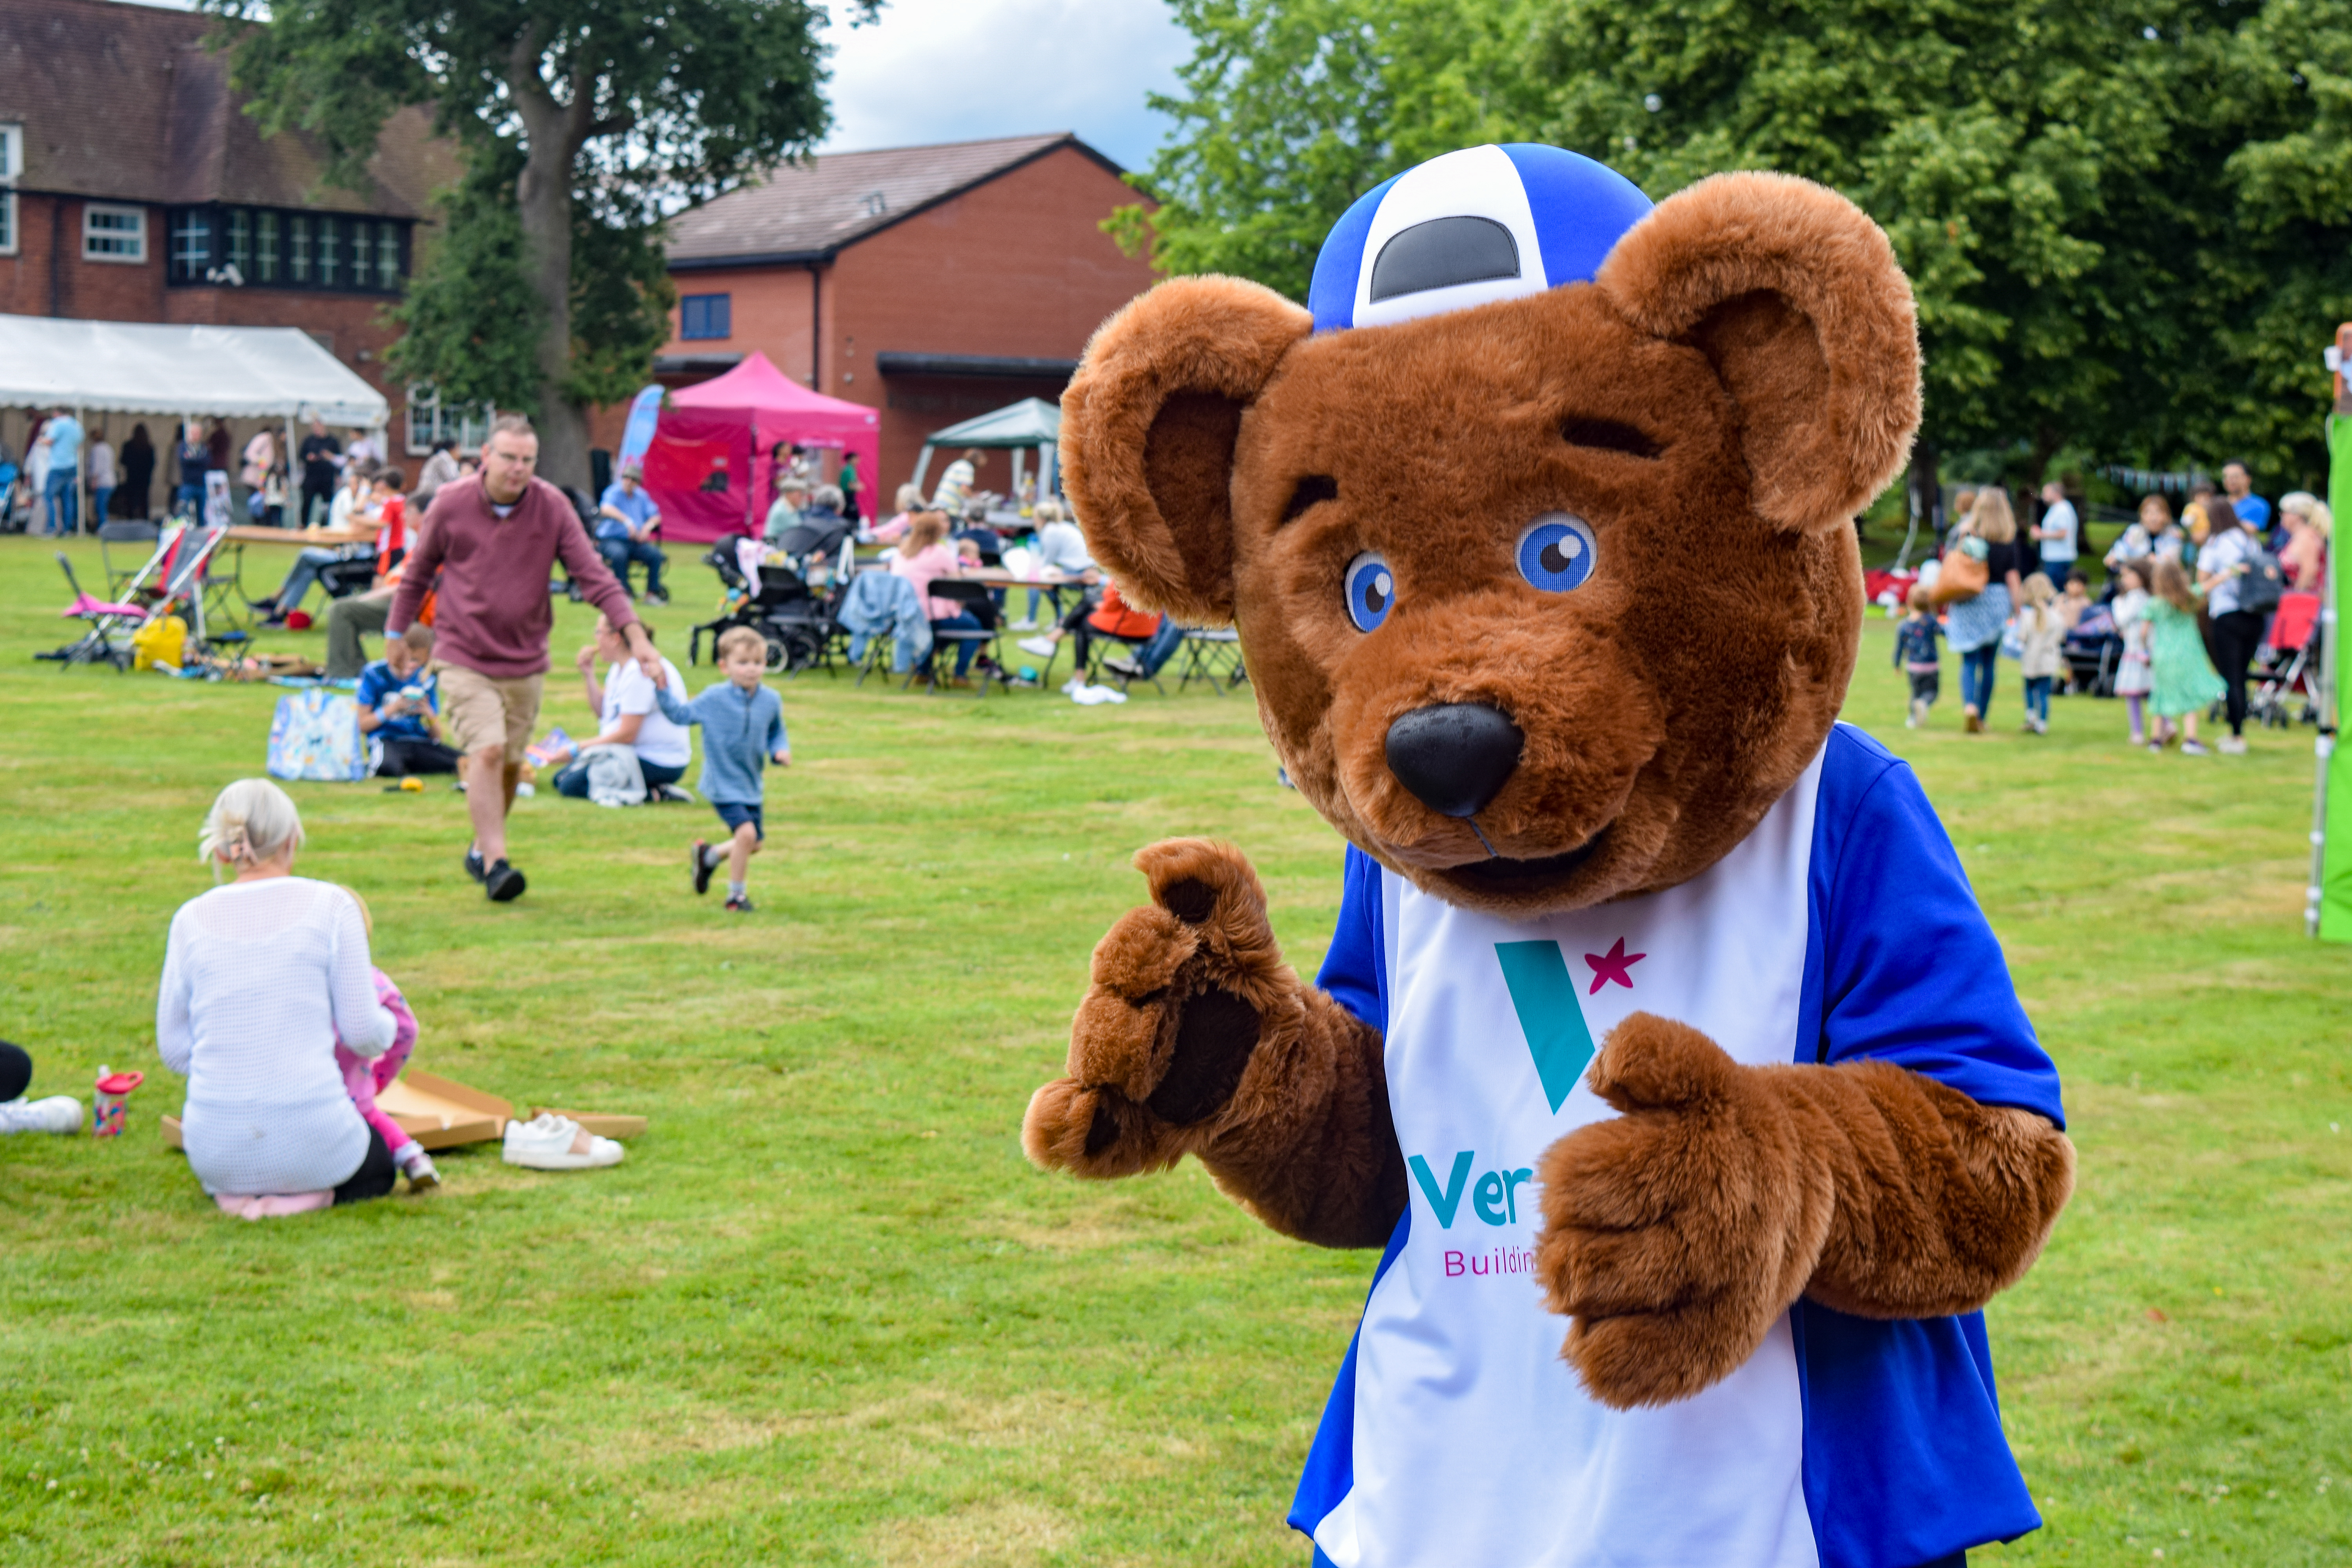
[1023,838,1304,1177]
[1534,1014,1833,1409]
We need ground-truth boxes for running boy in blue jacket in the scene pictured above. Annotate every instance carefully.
[652,625,789,911]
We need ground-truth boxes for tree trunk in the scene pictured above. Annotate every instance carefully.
[509,46,592,490]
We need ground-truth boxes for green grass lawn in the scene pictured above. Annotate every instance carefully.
[0,535,2345,1567]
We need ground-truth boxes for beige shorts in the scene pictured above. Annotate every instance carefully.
[435,664,544,759]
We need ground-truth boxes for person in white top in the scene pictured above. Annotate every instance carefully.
[548,614,693,798]
[1014,496,1094,629]
[930,447,981,511]
[156,780,400,1218]
[2034,481,2078,574]
[87,430,117,527]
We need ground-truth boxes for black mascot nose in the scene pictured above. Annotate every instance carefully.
[1384,704,1524,819]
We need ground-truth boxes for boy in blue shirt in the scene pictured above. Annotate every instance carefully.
[358,625,463,776]
[653,625,789,911]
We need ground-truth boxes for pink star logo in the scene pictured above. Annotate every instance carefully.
[1583,936,1646,996]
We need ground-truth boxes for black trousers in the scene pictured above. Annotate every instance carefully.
[377,737,465,777]
[2209,608,2265,735]
[333,1126,397,1205]
[0,1039,31,1103]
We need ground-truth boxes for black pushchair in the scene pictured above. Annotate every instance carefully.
[691,542,841,674]
[2060,604,2120,696]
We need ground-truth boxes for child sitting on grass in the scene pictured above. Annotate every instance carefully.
[1893,585,1941,727]
[2145,556,2226,755]
[332,889,437,1189]
[2014,572,2066,735]
[653,625,789,913]
[357,625,463,777]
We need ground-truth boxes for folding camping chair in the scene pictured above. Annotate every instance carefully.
[917,579,1003,696]
[1174,628,1246,694]
[98,520,163,597]
[36,552,149,669]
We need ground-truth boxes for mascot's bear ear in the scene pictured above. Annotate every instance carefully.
[1597,170,1920,534]
[1059,275,1312,624]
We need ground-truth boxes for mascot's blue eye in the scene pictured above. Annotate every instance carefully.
[1516,514,1597,593]
[1343,552,1395,632]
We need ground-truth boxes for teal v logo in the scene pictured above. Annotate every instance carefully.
[1495,940,1598,1113]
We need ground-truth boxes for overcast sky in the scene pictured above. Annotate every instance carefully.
[818,0,1190,171]
[125,0,1193,174]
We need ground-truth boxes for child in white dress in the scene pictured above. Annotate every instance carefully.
[2109,562,2154,746]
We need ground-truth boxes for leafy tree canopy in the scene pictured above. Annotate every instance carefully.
[1122,0,2352,491]
[205,0,871,482]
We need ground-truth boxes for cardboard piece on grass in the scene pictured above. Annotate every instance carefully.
[527,1107,649,1141]
[160,1068,517,1153]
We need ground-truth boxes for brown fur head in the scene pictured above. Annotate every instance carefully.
[1062,171,1920,916]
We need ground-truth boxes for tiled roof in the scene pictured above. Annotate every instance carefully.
[667,132,1122,265]
[0,0,454,217]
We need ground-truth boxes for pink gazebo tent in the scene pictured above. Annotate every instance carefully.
[641,351,882,543]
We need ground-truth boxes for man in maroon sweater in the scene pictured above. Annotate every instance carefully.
[388,416,656,902]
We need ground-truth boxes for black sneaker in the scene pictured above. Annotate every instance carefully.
[645,589,670,606]
[691,840,716,896]
[725,895,754,913]
[464,847,486,883]
[484,859,527,902]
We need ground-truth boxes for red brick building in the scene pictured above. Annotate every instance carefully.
[632,132,1157,502]
[0,0,456,472]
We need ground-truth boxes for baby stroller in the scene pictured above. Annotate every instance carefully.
[2060,604,2120,696]
[2248,592,2323,728]
[691,539,840,674]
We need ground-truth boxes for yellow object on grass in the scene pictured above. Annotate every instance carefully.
[131,614,186,671]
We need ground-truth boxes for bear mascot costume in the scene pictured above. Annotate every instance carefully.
[1022,145,2075,1568]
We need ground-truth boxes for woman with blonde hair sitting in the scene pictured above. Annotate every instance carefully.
[157,779,401,1218]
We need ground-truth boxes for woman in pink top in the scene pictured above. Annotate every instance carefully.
[890,510,984,682]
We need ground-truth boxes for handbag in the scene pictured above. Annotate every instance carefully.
[1928,546,1989,605]
[267,689,368,782]
[2237,547,2285,614]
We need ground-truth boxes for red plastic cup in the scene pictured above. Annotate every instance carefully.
[93,1070,144,1138]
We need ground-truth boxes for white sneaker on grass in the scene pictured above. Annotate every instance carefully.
[2218,736,2249,755]
[0,1096,83,1135]
[1016,635,1057,660]
[502,1112,624,1171]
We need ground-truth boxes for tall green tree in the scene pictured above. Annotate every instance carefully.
[1124,0,2352,492]
[205,0,869,485]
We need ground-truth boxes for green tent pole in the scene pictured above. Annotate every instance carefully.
[2316,393,2352,938]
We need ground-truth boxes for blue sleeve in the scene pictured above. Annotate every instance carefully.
[354,664,391,714]
[1799,726,2064,1127]
[1314,843,1388,1034]
[768,696,787,754]
[653,684,699,727]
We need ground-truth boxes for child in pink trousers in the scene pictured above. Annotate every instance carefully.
[338,967,437,1188]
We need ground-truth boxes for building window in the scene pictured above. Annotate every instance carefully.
[228,209,251,276]
[169,209,212,283]
[318,217,341,287]
[290,215,311,282]
[680,294,731,340]
[84,203,147,263]
[404,384,497,457]
[377,225,400,291]
[256,210,279,283]
[0,123,18,258]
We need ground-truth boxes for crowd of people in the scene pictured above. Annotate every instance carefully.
[1907,463,2329,755]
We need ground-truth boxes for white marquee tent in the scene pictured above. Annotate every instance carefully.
[0,314,388,426]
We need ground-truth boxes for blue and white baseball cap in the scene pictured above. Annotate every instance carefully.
[1306,144,1654,335]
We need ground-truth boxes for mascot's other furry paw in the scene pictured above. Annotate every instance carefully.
[1023,839,1305,1178]
[1534,1014,1832,1410]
